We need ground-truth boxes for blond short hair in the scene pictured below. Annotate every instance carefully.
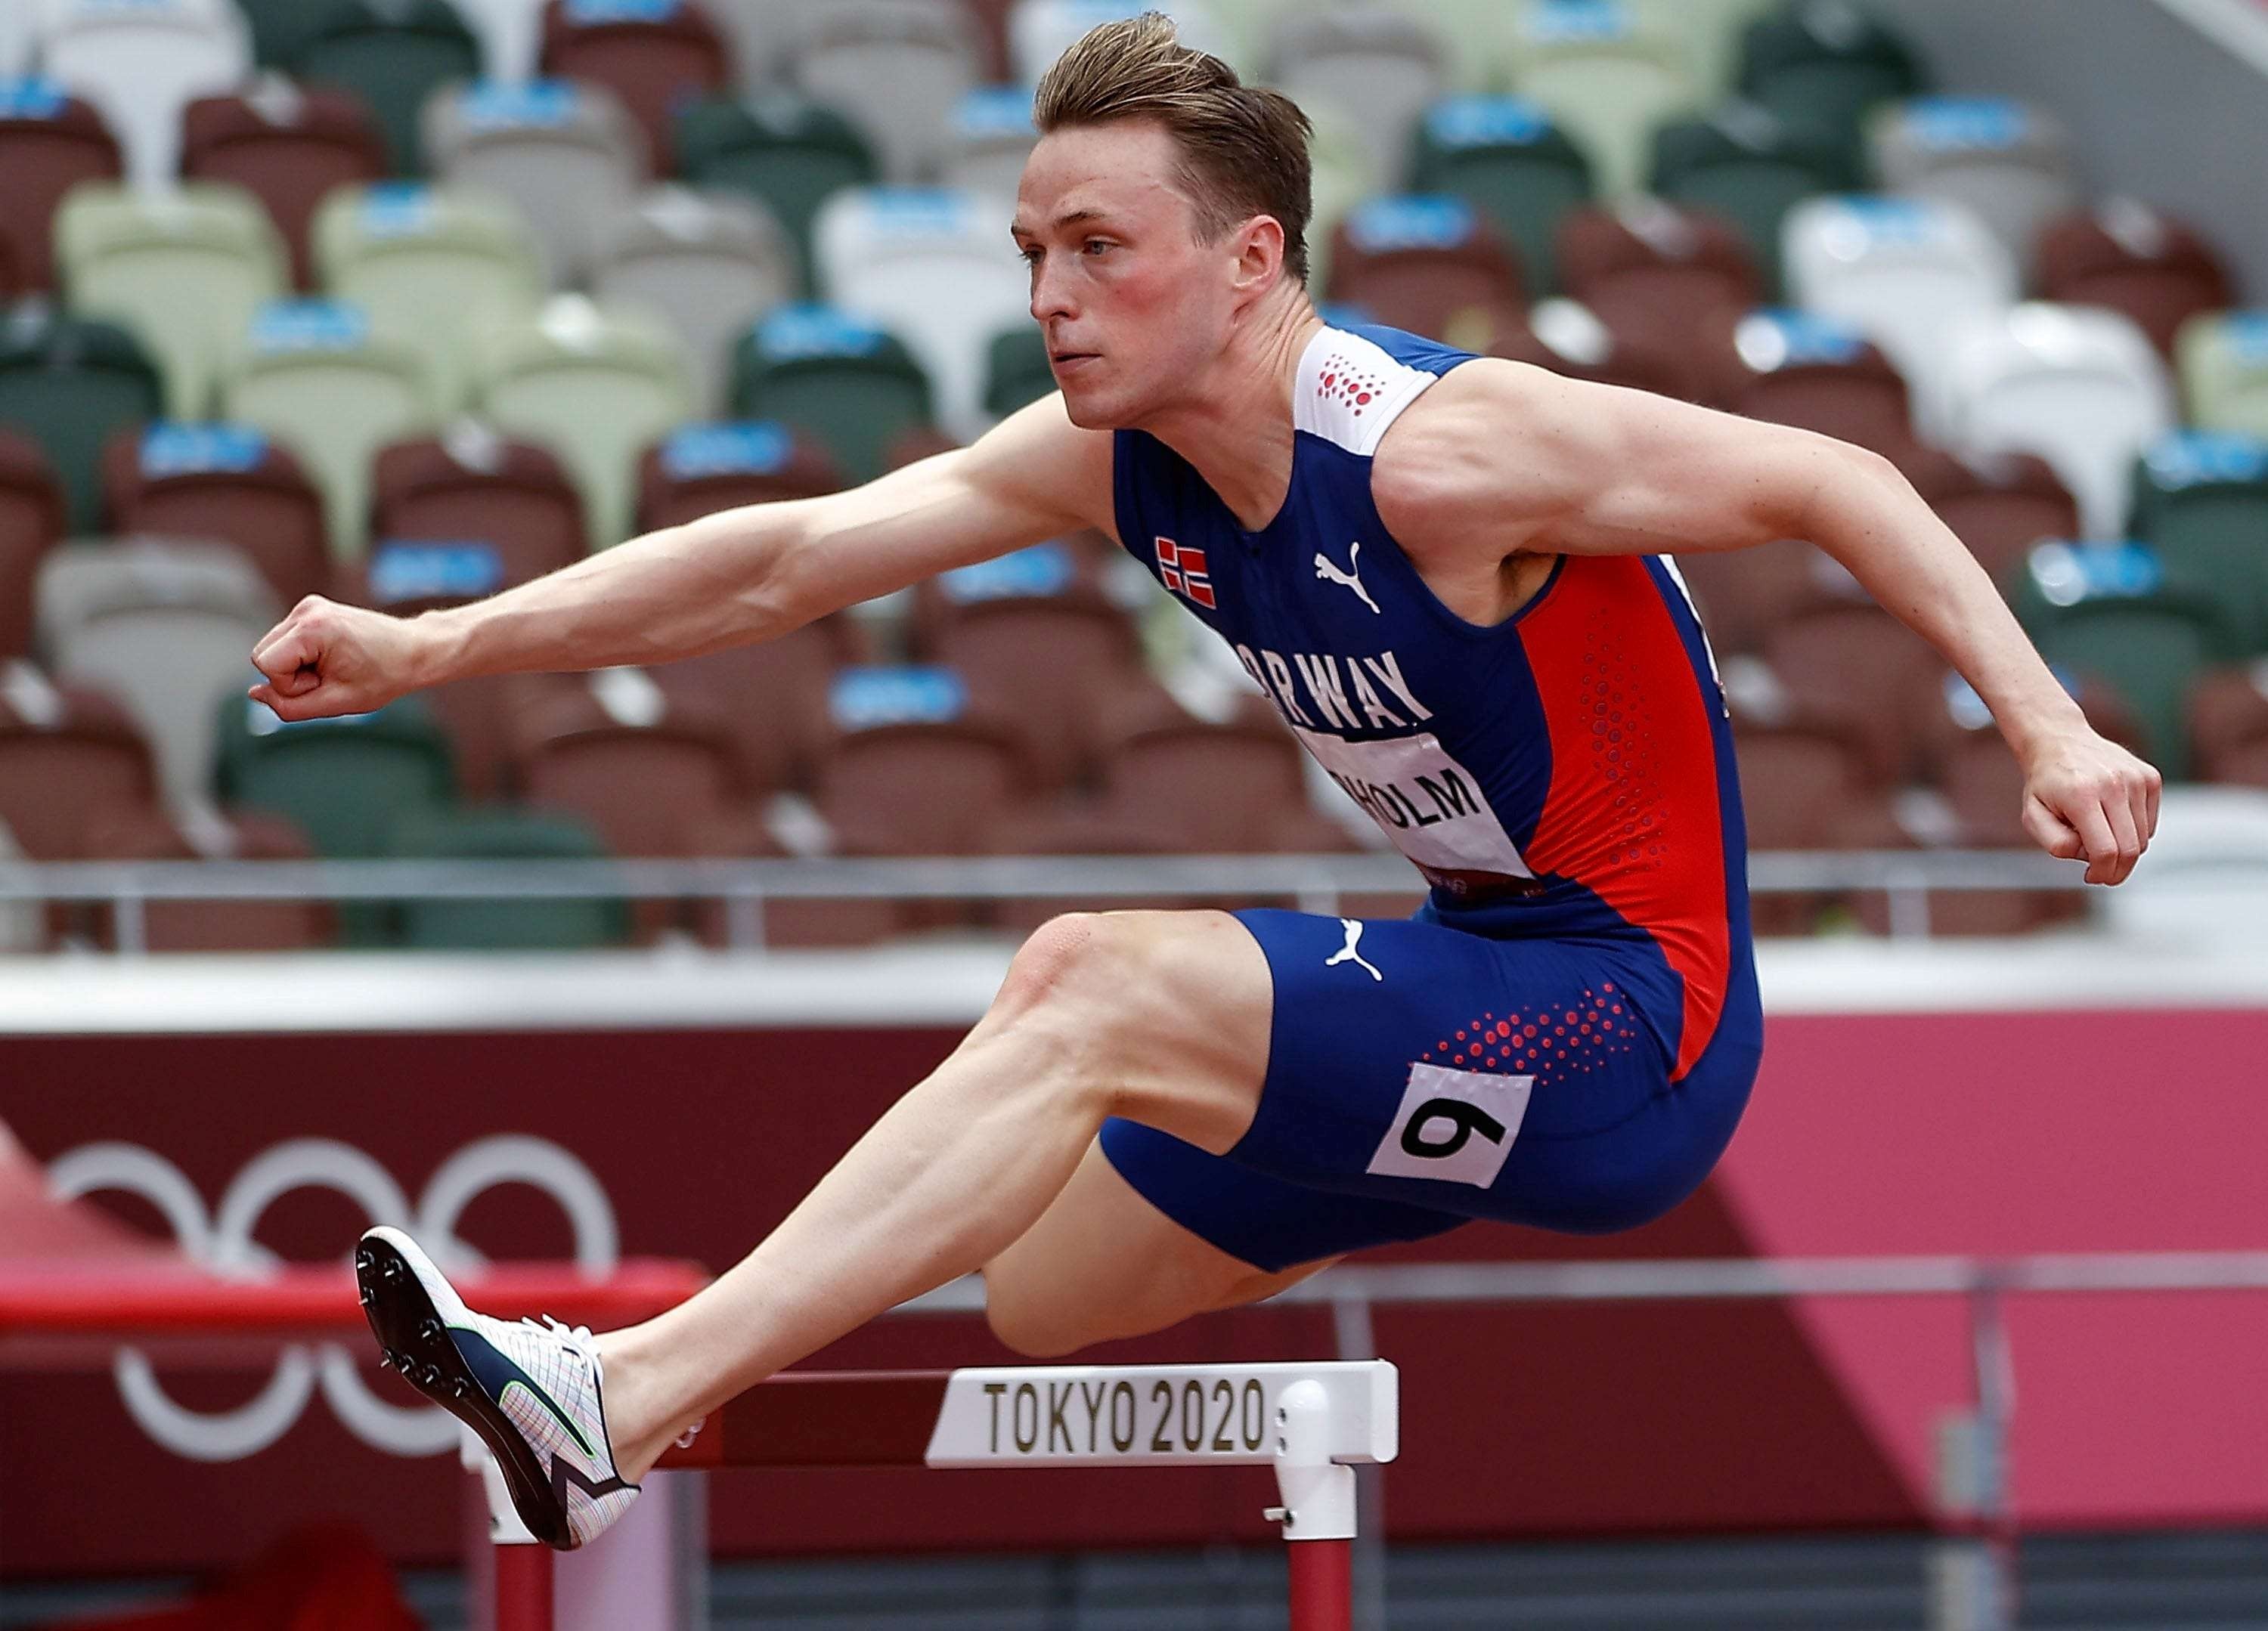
[1033,11,1315,285]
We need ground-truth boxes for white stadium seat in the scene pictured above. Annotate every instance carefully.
[1009,0,1237,86]
[36,0,251,188]
[423,77,649,286]
[791,0,980,184]
[1265,6,1447,193]
[451,0,548,82]
[1870,94,2081,275]
[814,185,1029,441]
[1783,193,2018,438]
[943,85,1039,206]
[1941,304,2175,543]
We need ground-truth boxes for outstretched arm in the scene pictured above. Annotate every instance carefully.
[1374,361,2161,884]
[249,395,1115,720]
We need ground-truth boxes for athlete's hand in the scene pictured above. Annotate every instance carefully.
[248,596,435,722]
[2017,723,2162,885]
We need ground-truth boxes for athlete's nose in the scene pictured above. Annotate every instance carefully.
[1029,254,1079,326]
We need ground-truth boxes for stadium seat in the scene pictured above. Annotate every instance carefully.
[297,0,485,177]
[0,665,160,860]
[372,427,587,593]
[511,667,753,862]
[2174,310,2268,442]
[538,0,729,172]
[448,0,550,82]
[425,79,649,285]
[1650,101,1856,296]
[36,537,280,812]
[2035,200,2234,361]
[675,92,878,296]
[0,79,122,293]
[222,299,438,560]
[83,804,333,952]
[2131,430,2268,653]
[591,187,796,416]
[2189,661,2268,788]
[213,690,457,858]
[0,310,166,534]
[1302,101,1383,297]
[792,0,982,184]
[1009,0,1236,88]
[817,665,1028,853]
[0,815,42,952]
[649,612,866,794]
[0,5,31,77]
[1264,7,1445,192]
[1942,304,2174,543]
[1324,196,1526,348]
[473,296,694,551]
[1507,296,1698,400]
[635,420,841,532]
[1503,0,1705,200]
[313,182,546,413]
[731,305,937,485]
[1715,308,1913,457]
[390,804,627,951]
[56,183,290,422]
[1869,95,2080,275]
[1737,0,1924,166]
[102,422,330,610]
[928,570,1143,791]
[811,187,1028,441]
[1097,710,1308,852]
[1668,537,1822,656]
[182,82,392,292]
[341,534,516,621]
[0,434,65,661]
[943,85,1037,205]
[1555,200,1760,370]
[697,0,793,88]
[36,0,249,188]
[1904,447,2081,589]
[1763,599,1944,785]
[983,327,1055,420]
[234,0,333,71]
[1782,194,2019,439]
[2017,541,2241,780]
[1408,97,1593,297]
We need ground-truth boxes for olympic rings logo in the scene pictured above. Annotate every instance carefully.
[48,1136,618,1463]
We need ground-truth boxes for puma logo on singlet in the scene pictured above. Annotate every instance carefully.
[1325,918,1383,981]
[1314,541,1380,614]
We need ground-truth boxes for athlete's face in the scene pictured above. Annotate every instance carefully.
[1012,121,1249,428]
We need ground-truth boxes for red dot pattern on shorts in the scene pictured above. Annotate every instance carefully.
[1414,982,1639,1082]
[1315,355,1387,418]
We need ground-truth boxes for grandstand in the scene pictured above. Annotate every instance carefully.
[4,3,2268,1629]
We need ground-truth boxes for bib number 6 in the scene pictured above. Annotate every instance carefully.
[1365,1062,1535,1189]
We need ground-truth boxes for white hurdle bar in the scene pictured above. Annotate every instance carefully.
[476,1360,1399,1631]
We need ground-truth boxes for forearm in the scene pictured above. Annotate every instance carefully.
[410,501,816,685]
[1806,451,2088,763]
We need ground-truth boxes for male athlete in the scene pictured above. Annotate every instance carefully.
[252,17,2159,1549]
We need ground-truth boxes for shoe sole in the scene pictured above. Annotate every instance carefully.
[355,1227,576,1550]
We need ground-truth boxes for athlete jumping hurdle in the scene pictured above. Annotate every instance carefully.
[249,15,2161,1551]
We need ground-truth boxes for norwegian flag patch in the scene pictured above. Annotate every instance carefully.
[1154,535,1216,608]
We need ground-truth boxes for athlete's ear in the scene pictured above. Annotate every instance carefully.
[1228,214,1287,301]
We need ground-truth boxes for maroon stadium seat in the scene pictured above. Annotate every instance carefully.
[182,84,389,289]
[1095,707,1309,854]
[0,432,66,661]
[82,805,334,951]
[370,432,587,593]
[2189,662,2268,788]
[817,716,1030,856]
[0,677,160,862]
[0,85,122,292]
[1325,197,1526,347]
[512,674,755,856]
[1730,707,1877,936]
[634,421,842,534]
[1761,602,1945,785]
[1668,537,1830,657]
[649,615,866,795]
[933,596,1146,792]
[102,423,331,610]
[2036,201,2235,359]
[1905,447,2081,590]
[1555,202,1761,382]
[1711,310,1917,463]
[539,0,730,174]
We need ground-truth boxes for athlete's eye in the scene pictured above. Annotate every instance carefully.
[1083,238,1112,256]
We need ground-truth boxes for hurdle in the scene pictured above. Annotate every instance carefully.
[477,1359,1399,1631]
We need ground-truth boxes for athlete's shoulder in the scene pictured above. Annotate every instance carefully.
[1368,354,1594,545]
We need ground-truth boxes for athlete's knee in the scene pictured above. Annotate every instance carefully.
[981,1271,1090,1359]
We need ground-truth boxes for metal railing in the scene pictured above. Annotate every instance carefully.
[0,849,2092,953]
[895,1251,2268,1631]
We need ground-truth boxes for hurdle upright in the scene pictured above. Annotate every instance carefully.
[479,1359,1399,1631]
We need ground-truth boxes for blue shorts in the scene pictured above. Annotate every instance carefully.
[1099,908,1761,1273]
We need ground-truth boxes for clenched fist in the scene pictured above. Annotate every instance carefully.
[248,596,438,722]
[2018,723,2163,886]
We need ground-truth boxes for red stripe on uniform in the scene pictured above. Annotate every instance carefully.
[1515,556,1731,1079]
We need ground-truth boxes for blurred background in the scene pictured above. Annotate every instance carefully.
[1,0,2264,1626]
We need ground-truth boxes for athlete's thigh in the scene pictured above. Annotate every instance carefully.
[981,1140,1336,1357]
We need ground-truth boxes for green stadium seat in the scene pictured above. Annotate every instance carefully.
[676,94,879,296]
[235,0,341,72]
[1410,96,1593,296]
[2177,311,2268,441]
[2016,540,2243,781]
[55,181,290,421]
[296,0,485,176]
[214,689,457,857]
[474,296,693,551]
[390,806,629,951]
[314,182,544,415]
[2131,431,2268,654]
[1651,101,1857,296]
[730,304,934,485]
[221,299,438,559]
[1737,0,1924,168]
[0,310,164,533]
[984,326,1055,420]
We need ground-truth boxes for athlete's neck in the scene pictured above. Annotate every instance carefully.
[1139,293,1324,534]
